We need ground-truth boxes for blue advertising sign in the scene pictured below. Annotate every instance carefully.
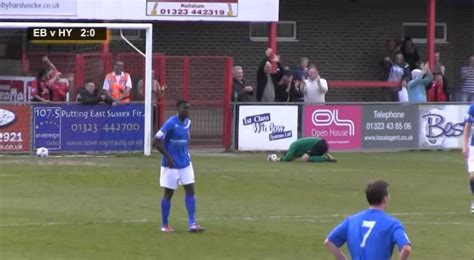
[33,103,144,152]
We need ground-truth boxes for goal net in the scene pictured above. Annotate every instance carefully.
[0,22,154,155]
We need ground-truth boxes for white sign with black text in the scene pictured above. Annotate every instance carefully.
[238,105,298,151]
[419,105,468,149]
[0,0,278,22]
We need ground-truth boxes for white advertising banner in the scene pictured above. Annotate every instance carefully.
[238,105,298,151]
[0,0,77,16]
[0,0,278,22]
[419,105,468,149]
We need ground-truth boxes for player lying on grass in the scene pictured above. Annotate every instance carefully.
[462,102,474,214]
[267,137,337,162]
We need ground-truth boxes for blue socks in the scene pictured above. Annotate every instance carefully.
[162,195,196,226]
[185,194,196,225]
[161,198,171,226]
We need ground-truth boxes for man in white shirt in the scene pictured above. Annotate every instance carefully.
[102,61,133,102]
[304,66,328,103]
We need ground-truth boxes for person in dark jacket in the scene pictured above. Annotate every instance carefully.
[275,67,293,102]
[288,70,306,102]
[232,66,256,102]
[77,82,116,105]
[256,48,285,102]
[401,37,420,70]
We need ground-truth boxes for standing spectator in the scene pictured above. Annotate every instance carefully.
[137,70,165,103]
[288,70,305,102]
[461,55,474,102]
[232,66,256,102]
[383,52,411,102]
[427,72,449,102]
[103,61,132,103]
[275,67,292,102]
[434,51,446,76]
[294,57,309,80]
[401,37,420,70]
[380,40,401,80]
[137,71,166,133]
[407,63,433,103]
[303,65,328,103]
[256,48,285,102]
[42,56,68,102]
[77,82,115,105]
[31,70,50,102]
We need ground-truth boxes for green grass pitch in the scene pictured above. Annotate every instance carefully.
[0,151,473,259]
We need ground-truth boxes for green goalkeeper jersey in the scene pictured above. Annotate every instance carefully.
[281,137,322,162]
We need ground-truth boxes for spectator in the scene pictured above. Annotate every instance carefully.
[407,63,433,103]
[383,52,411,102]
[427,72,449,102]
[380,39,400,80]
[434,51,446,76]
[41,56,69,102]
[103,61,132,103]
[256,48,285,102]
[294,57,309,80]
[137,70,165,103]
[232,66,256,102]
[275,67,292,102]
[461,55,474,102]
[31,70,50,102]
[401,37,420,70]
[288,70,305,102]
[77,82,115,105]
[303,65,328,103]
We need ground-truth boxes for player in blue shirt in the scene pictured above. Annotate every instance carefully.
[325,180,412,260]
[462,103,474,214]
[153,100,204,233]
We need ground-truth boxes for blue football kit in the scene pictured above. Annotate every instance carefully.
[155,115,191,169]
[327,208,411,260]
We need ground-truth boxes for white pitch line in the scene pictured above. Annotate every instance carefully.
[0,211,470,228]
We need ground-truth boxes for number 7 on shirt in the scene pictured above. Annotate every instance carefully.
[360,221,376,248]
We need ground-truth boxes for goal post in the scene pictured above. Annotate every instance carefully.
[0,22,154,156]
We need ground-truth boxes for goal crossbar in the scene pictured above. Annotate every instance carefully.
[0,22,154,156]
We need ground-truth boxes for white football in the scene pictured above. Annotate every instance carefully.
[36,147,49,158]
[267,153,278,162]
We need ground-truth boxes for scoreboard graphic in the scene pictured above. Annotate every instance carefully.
[146,0,238,17]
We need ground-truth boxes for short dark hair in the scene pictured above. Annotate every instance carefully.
[365,180,390,206]
[308,139,328,156]
[176,100,189,108]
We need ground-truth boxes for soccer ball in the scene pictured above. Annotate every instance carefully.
[36,147,49,158]
[267,153,279,162]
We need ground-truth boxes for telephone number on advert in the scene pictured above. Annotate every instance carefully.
[158,9,225,16]
[70,123,140,133]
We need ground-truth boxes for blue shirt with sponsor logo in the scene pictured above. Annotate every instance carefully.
[327,209,410,260]
[466,103,474,146]
[155,115,191,169]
